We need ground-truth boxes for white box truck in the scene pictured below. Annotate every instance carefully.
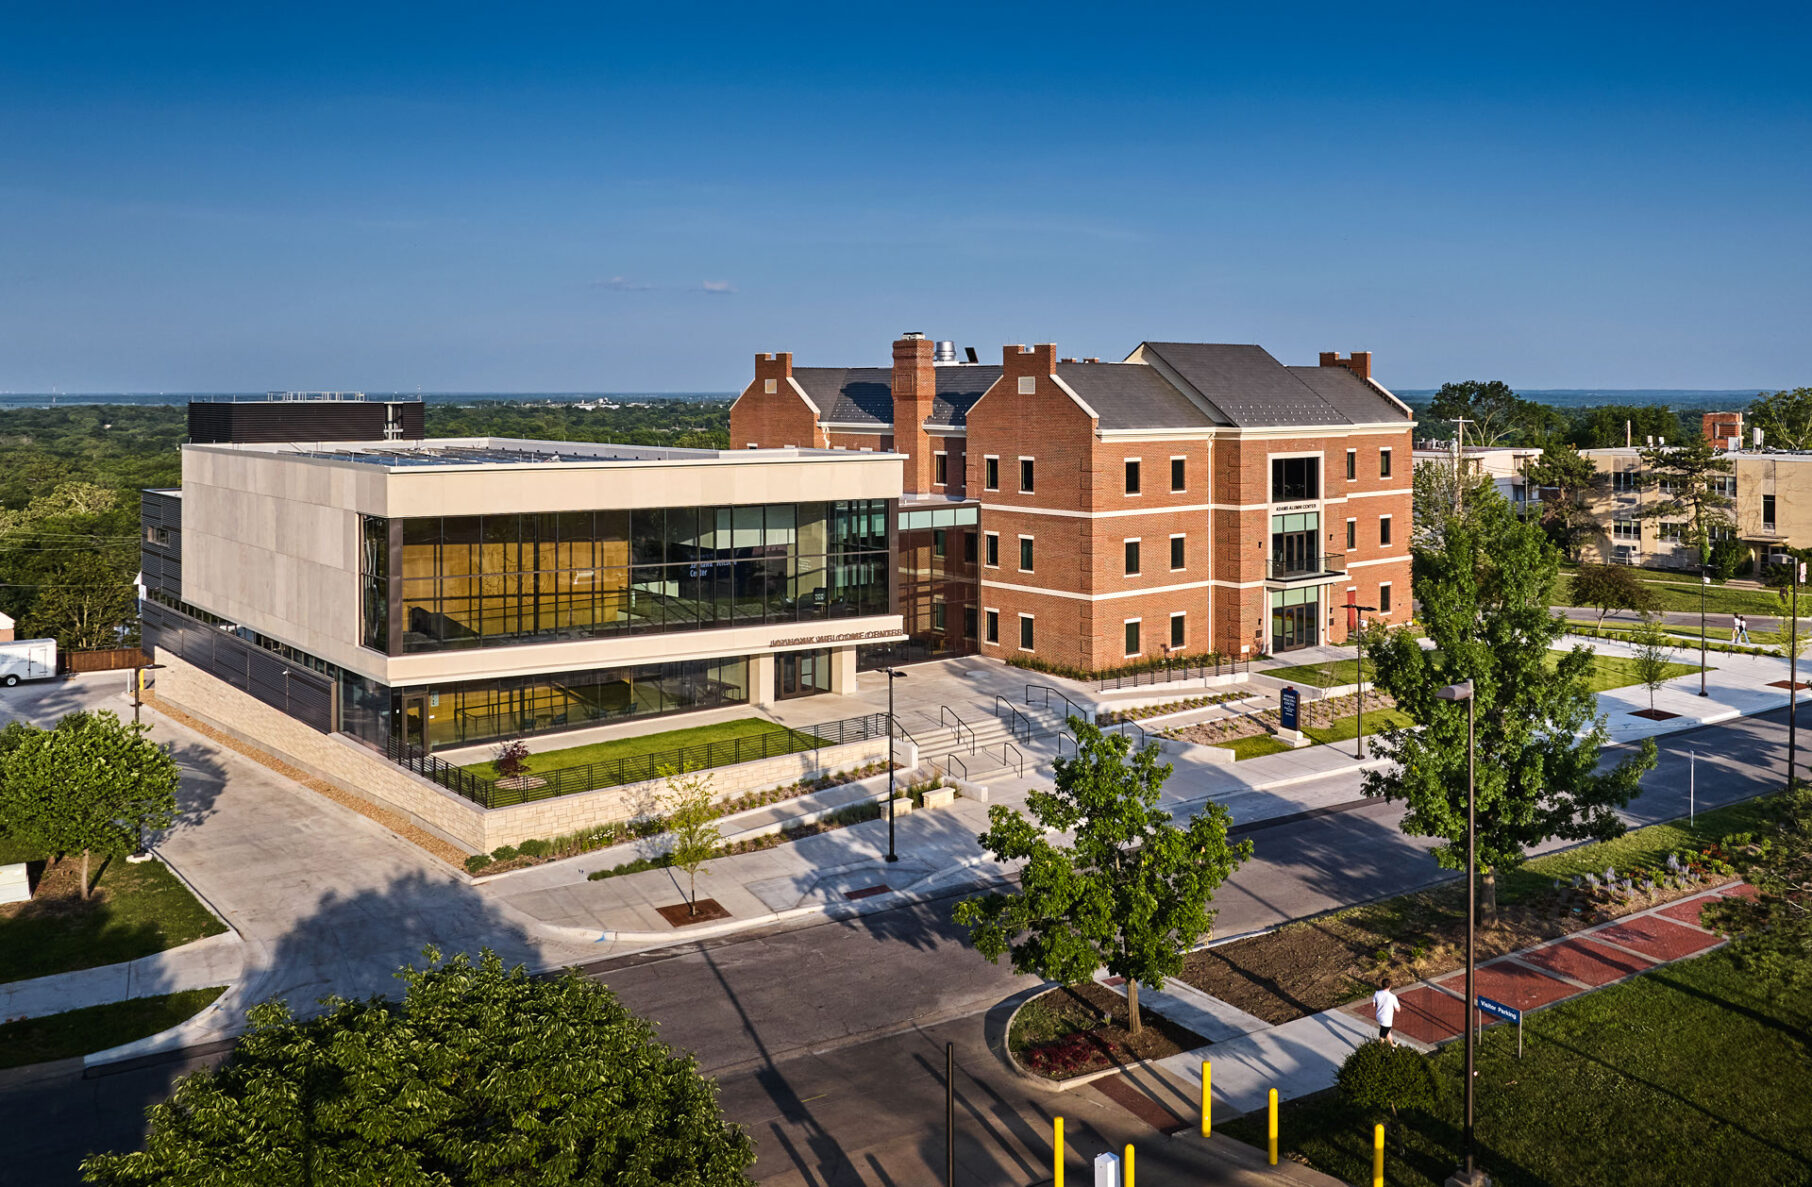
[0,638,58,686]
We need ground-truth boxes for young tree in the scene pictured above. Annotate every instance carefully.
[954,721,1251,1036]
[81,949,757,1185]
[1626,614,1679,715]
[1361,492,1657,923]
[1638,436,1734,565]
[1747,387,1812,451]
[1707,534,1753,581]
[1571,562,1657,623]
[0,710,179,898]
[1522,444,1601,560]
[660,762,722,916]
[1427,380,1544,447]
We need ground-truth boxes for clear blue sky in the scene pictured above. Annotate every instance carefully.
[2,2,1808,393]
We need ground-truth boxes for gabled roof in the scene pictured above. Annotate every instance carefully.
[1053,362,1214,431]
[791,365,1001,428]
[1136,342,1408,428]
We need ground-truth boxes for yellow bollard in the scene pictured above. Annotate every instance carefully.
[1373,1122,1385,1187]
[1200,1059,1212,1137]
[1124,1143,1135,1187]
[1267,1088,1279,1166]
[1053,1116,1063,1187]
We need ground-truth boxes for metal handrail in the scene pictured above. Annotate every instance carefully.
[1000,741,1024,776]
[1108,717,1150,750]
[941,752,969,781]
[891,716,918,747]
[1056,733,1076,760]
[1025,683,1092,726]
[993,694,1033,741]
[940,705,977,754]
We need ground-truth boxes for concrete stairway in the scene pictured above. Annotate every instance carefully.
[910,696,1083,784]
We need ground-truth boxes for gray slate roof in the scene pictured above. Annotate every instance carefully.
[791,365,1001,428]
[1054,362,1215,431]
[1137,343,1408,428]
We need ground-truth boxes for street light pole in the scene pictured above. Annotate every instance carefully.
[1437,679,1487,1187]
[885,668,907,863]
[1792,564,1803,791]
[1348,602,1378,759]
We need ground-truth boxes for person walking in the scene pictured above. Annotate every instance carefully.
[1730,614,1742,644]
[1737,614,1752,644]
[1372,976,1402,1046]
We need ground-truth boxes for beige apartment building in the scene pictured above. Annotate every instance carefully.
[1579,412,1809,570]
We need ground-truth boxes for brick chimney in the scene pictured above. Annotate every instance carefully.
[1702,410,1743,449]
[1000,342,1059,384]
[892,333,937,493]
[753,351,793,386]
[1320,351,1372,382]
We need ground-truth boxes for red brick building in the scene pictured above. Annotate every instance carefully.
[732,334,1414,671]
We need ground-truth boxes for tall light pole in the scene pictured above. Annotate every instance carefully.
[1698,566,1709,696]
[1436,678,1488,1187]
[1348,602,1378,758]
[1792,563,1803,792]
[885,667,907,863]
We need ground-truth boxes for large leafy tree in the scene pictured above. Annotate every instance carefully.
[1565,403,1682,450]
[954,721,1251,1035]
[1428,380,1546,447]
[82,949,756,1186]
[1522,444,1600,560]
[1410,455,1496,550]
[0,481,140,650]
[1637,436,1733,563]
[1747,387,1812,451]
[0,710,179,898]
[1362,491,1656,920]
[1570,562,1657,623]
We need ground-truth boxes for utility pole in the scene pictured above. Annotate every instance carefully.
[1451,417,1474,518]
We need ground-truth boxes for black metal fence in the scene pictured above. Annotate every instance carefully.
[388,711,894,809]
[1092,657,1247,691]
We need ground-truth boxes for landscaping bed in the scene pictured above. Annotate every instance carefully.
[1163,690,1403,757]
[1222,943,1812,1186]
[1098,690,1251,725]
[0,845,226,985]
[1176,798,1773,1026]
[0,987,226,1070]
[585,800,888,882]
[1009,982,1209,1082]
[459,718,828,779]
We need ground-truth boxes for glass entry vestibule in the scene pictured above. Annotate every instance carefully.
[1270,586,1320,652]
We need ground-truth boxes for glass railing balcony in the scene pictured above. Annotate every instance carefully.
[1267,551,1346,581]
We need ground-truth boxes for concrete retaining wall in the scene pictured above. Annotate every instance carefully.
[154,651,903,854]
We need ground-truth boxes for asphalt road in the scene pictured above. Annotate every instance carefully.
[2,705,1800,1186]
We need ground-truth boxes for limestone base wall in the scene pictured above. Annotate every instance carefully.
[153,650,904,855]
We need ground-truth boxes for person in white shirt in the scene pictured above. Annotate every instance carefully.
[1372,976,1401,1046]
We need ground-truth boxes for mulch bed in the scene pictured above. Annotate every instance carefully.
[1767,680,1810,690]
[656,898,731,926]
[1177,874,1739,1027]
[1631,708,1681,720]
[1010,982,1208,1082]
[1165,690,1396,747]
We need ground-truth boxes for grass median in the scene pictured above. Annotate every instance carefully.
[0,987,226,1070]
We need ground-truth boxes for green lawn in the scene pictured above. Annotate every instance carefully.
[1265,658,1376,688]
[1545,651,1703,694]
[1556,573,1787,618]
[1212,735,1295,761]
[0,987,226,1069]
[0,848,227,985]
[1302,705,1416,746]
[1222,944,1812,1187]
[461,717,828,778]
[1567,618,1781,648]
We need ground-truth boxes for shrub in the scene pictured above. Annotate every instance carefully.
[493,739,531,779]
[464,854,492,875]
[516,838,552,859]
[1336,1040,1437,1118]
[1708,535,1752,581]
[490,844,519,862]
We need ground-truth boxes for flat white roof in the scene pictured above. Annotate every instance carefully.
[185,437,900,473]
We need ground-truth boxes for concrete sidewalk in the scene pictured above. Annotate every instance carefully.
[0,931,244,1024]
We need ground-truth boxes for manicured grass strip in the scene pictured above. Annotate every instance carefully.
[0,987,226,1070]
[1222,946,1812,1187]
[1543,651,1703,694]
[1302,705,1416,746]
[463,718,827,777]
[0,858,227,985]
[1556,574,1788,618]
[1264,658,1375,688]
[1213,735,1295,761]
[1503,795,1775,906]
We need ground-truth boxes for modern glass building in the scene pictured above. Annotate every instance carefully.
[144,437,905,757]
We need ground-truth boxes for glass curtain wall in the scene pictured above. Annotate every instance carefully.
[361,500,889,655]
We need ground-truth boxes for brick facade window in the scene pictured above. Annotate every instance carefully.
[934,452,947,486]
[1379,583,1393,613]
[1380,516,1393,547]
[1171,457,1186,492]
[1124,539,1141,576]
[1345,518,1356,550]
[1169,612,1186,649]
[1019,458,1035,493]
[985,532,999,567]
[984,456,999,491]
[1019,614,1035,651]
[1169,534,1185,570]
[963,531,977,563]
[1346,449,1356,481]
[1124,619,1141,657]
[1380,448,1393,478]
[1125,459,1141,495]
[1019,536,1034,572]
[1272,456,1320,501]
[985,609,999,644]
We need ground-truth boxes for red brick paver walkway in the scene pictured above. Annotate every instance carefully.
[1348,883,1744,1045]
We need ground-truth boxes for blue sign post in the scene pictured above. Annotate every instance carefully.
[1279,686,1300,732]
[1476,994,1523,1057]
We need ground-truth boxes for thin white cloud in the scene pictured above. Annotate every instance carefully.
[590,276,736,295]
[700,280,735,294]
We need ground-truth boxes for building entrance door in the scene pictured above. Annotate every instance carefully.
[776,650,830,699]
[1271,599,1319,652]
[400,693,431,753]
